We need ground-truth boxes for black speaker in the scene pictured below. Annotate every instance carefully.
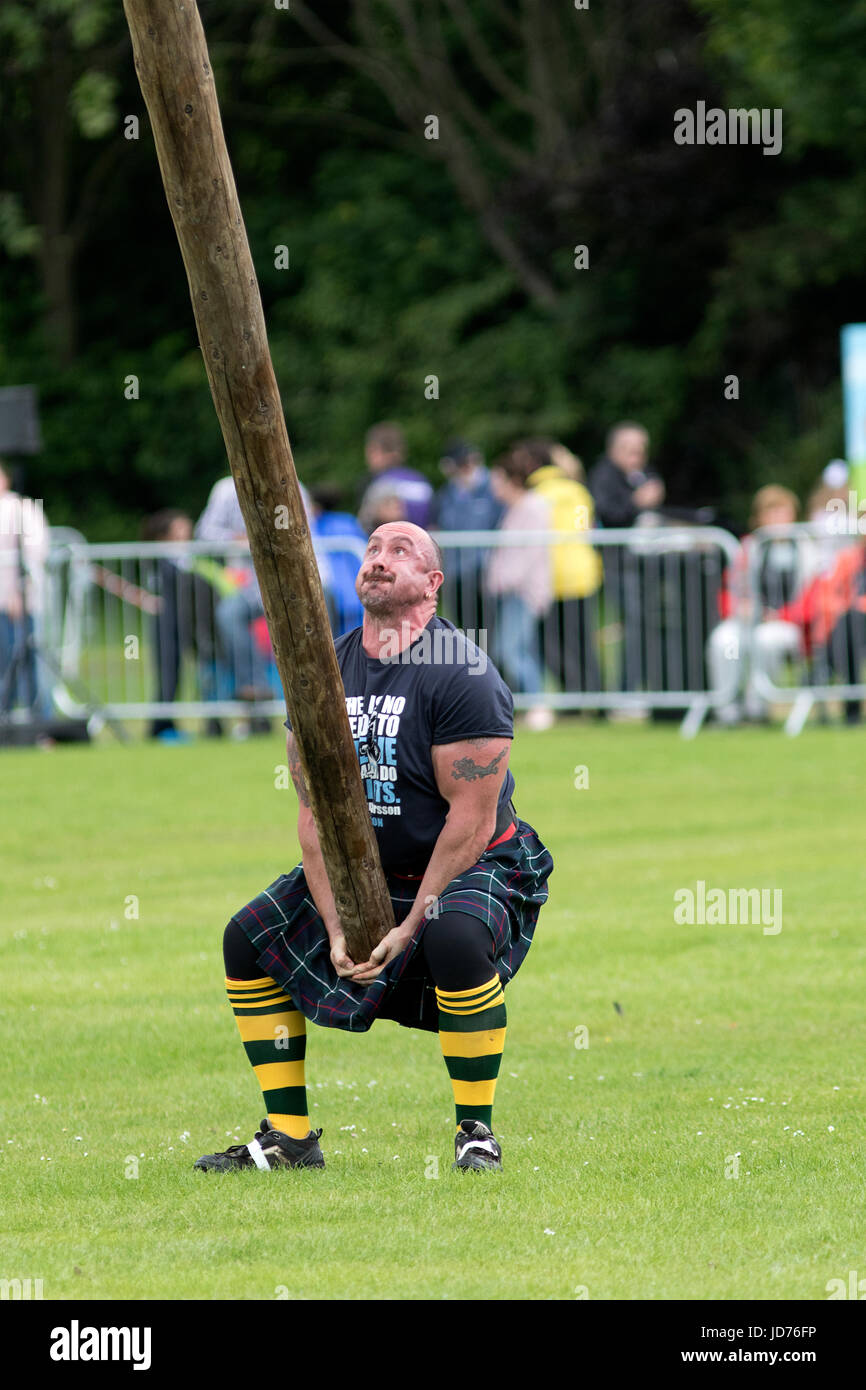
[0,385,42,456]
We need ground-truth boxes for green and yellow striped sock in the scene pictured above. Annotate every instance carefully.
[436,974,507,1129]
[225,975,310,1140]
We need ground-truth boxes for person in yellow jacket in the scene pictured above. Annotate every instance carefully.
[512,440,603,700]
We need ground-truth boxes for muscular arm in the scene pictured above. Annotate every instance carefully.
[402,736,510,936]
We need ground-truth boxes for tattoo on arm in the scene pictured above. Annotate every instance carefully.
[288,741,311,807]
[451,747,507,782]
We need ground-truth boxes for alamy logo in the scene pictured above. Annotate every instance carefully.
[826,1271,866,1299]
[825,491,866,535]
[674,102,782,156]
[377,624,488,675]
[0,1276,43,1299]
[673,880,782,935]
[50,1321,152,1371]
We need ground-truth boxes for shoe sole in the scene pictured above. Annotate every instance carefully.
[194,1153,325,1172]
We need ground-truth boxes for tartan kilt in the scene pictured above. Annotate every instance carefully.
[228,818,553,1034]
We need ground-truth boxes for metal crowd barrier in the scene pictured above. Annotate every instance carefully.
[434,526,742,736]
[1,525,750,738]
[744,522,866,735]
[31,536,367,730]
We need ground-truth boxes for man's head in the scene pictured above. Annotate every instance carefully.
[0,460,12,495]
[606,421,650,474]
[365,421,407,475]
[356,522,443,618]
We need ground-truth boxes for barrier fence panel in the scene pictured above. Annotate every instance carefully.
[4,527,749,738]
[31,537,368,731]
[744,522,866,735]
[433,526,742,737]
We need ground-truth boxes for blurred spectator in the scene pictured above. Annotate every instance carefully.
[196,478,270,701]
[0,459,52,717]
[196,472,331,703]
[807,460,852,570]
[141,509,229,741]
[707,486,819,724]
[433,439,503,635]
[359,487,406,534]
[358,422,433,532]
[486,451,554,731]
[588,421,664,699]
[588,421,665,527]
[514,438,603,700]
[777,534,866,724]
[310,484,366,636]
[547,443,584,481]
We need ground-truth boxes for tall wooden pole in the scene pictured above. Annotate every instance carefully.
[123,0,392,961]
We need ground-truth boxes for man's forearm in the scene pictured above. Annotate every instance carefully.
[405,814,494,935]
[298,826,343,944]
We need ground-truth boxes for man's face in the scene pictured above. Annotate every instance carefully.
[356,524,436,616]
[609,428,648,473]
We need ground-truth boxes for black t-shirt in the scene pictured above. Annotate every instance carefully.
[285,617,515,873]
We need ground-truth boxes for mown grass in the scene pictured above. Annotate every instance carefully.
[0,723,863,1299]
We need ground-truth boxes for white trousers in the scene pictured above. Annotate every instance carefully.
[707,619,801,717]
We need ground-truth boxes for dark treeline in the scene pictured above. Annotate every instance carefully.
[1,0,865,536]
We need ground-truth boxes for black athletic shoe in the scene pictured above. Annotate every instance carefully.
[453,1119,503,1172]
[194,1118,325,1172]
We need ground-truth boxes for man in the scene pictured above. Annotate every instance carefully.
[588,422,665,699]
[358,422,433,531]
[0,459,51,716]
[195,522,553,1174]
[434,439,503,635]
[587,421,664,529]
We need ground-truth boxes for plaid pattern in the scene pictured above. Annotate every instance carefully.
[229,819,553,1034]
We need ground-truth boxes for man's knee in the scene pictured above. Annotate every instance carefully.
[223,918,260,979]
[422,910,496,991]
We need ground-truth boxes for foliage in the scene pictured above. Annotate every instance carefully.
[0,0,864,535]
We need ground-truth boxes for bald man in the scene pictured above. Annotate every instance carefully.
[196,523,553,1174]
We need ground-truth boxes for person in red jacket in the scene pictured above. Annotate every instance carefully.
[777,538,866,723]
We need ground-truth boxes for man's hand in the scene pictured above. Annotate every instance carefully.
[634,478,664,510]
[350,923,415,984]
[330,933,358,979]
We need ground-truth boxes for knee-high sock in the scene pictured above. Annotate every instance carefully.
[225,975,310,1140]
[435,974,506,1129]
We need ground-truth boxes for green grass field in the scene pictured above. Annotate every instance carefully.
[1,723,863,1301]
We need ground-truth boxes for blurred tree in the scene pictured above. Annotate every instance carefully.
[0,0,128,364]
[0,0,864,535]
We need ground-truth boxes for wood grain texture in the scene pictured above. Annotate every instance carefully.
[123,0,392,960]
